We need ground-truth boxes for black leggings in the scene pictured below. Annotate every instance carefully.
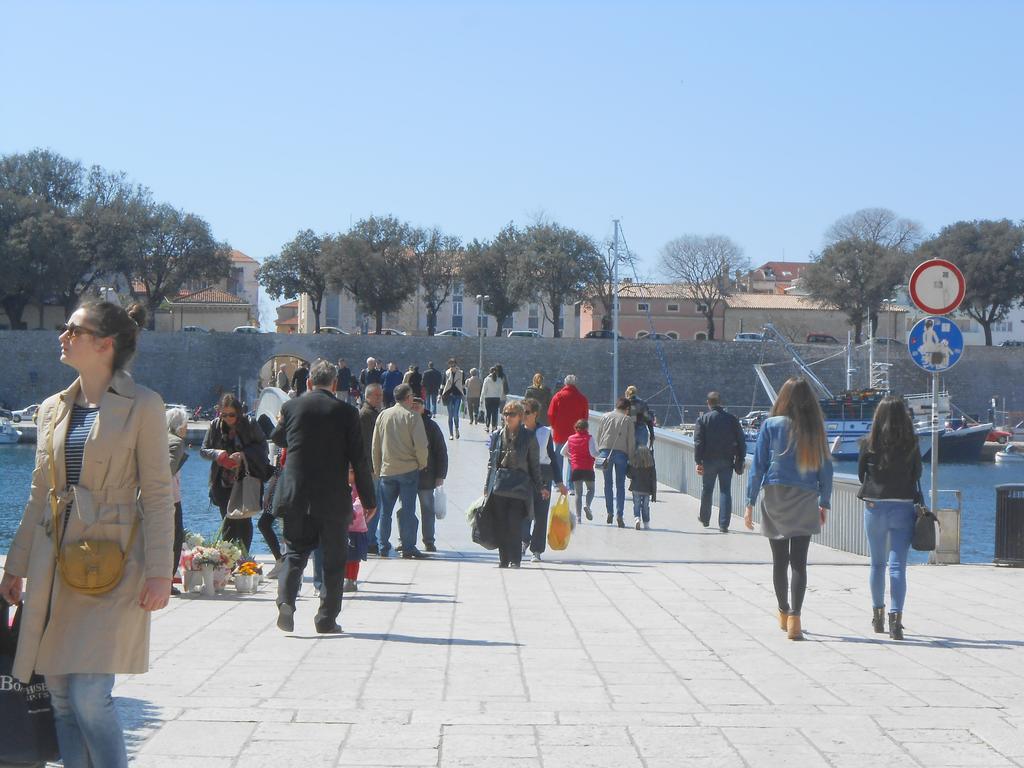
[484,398,501,431]
[257,512,283,561]
[770,536,811,616]
[172,502,185,577]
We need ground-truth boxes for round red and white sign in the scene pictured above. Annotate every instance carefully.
[908,258,965,316]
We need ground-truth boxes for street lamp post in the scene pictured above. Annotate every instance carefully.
[476,294,489,375]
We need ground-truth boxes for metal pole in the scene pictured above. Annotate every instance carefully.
[612,219,620,408]
[846,331,853,391]
[477,298,483,376]
[930,372,939,514]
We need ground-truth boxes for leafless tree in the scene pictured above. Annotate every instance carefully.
[580,236,639,331]
[660,234,748,340]
[825,208,923,253]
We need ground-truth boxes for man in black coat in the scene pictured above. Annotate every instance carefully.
[271,360,377,634]
[694,391,747,533]
[414,399,447,552]
[336,358,353,403]
[421,362,443,417]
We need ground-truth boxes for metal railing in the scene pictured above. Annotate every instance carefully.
[585,408,870,557]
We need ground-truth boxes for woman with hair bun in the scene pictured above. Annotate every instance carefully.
[0,300,174,767]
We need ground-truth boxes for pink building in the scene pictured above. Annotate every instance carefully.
[580,282,727,340]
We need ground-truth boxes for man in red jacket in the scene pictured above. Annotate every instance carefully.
[547,374,590,486]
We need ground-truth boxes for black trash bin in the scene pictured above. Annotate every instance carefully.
[995,484,1024,565]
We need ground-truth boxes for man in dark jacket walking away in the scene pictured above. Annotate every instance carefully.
[694,391,747,532]
[413,399,448,551]
[336,358,353,403]
[271,360,376,634]
[291,361,310,395]
[421,362,443,417]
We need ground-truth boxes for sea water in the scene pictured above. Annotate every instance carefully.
[1,446,1021,562]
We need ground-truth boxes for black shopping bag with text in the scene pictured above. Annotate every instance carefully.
[0,599,60,765]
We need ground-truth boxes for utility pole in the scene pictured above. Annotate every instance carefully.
[611,219,620,408]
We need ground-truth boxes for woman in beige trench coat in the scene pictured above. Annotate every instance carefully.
[0,301,174,768]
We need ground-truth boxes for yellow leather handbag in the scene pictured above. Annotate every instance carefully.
[48,426,137,596]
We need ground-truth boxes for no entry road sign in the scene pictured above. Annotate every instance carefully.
[909,259,966,316]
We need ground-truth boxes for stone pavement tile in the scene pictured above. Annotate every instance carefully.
[294,707,411,725]
[539,745,644,768]
[441,732,537,759]
[685,678,767,706]
[535,724,633,746]
[176,706,296,722]
[825,754,923,768]
[344,724,440,749]
[336,747,440,765]
[732,743,832,767]
[902,740,1016,766]
[719,725,802,744]
[417,710,558,725]
[441,759,542,768]
[136,720,255,757]
[800,724,906,755]
[628,726,735,758]
[890,728,979,743]
[645,758,745,768]
[968,722,1024,758]
[251,721,349,743]
[131,758,235,768]
[237,739,342,767]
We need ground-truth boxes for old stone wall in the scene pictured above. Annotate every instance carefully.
[1,331,1022,425]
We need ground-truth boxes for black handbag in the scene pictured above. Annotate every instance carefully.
[912,481,939,552]
[0,600,60,765]
[472,495,500,550]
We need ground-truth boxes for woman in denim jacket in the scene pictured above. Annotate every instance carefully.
[744,377,833,640]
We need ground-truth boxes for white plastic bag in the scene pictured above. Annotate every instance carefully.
[434,486,448,520]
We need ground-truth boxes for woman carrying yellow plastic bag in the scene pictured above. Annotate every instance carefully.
[547,492,573,550]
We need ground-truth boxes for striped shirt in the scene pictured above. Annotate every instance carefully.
[65,405,99,486]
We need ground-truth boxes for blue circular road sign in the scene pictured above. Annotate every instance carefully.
[907,316,963,373]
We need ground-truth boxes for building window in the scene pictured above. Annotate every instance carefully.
[478,315,488,330]
[325,293,340,328]
[558,315,565,331]
[637,302,650,312]
[666,332,679,340]
[694,332,708,341]
[528,316,539,330]
[666,303,679,312]
[452,300,463,317]
[696,303,709,314]
[452,314,463,329]
[994,320,1014,333]
[956,318,979,333]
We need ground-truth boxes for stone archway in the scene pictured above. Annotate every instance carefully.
[259,354,310,393]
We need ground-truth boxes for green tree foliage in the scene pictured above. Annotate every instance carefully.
[330,215,418,334]
[916,219,1024,346]
[802,238,907,343]
[659,234,748,340]
[462,223,535,336]
[127,203,232,328]
[258,230,335,333]
[525,223,601,337]
[411,227,463,335]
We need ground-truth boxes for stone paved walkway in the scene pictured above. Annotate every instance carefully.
[21,424,1024,766]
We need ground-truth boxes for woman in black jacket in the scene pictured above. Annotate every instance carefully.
[484,400,546,568]
[858,396,923,641]
[199,394,270,554]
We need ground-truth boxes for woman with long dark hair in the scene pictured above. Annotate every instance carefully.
[745,377,833,640]
[199,393,268,554]
[857,396,922,640]
[0,301,173,767]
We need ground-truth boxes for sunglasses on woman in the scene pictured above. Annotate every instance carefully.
[58,322,102,338]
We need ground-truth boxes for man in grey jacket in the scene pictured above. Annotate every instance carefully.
[597,398,636,527]
[372,384,429,558]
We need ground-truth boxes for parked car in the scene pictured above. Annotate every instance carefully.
[11,404,39,423]
[232,325,262,334]
[181,325,209,333]
[872,337,901,345]
[435,329,471,337]
[1000,340,1024,347]
[368,328,407,336]
[733,332,764,342]
[740,410,769,429]
[584,330,624,340]
[316,326,349,335]
[507,329,540,338]
[639,332,676,341]
[806,333,841,344]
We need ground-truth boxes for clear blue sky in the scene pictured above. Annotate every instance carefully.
[3,1,1021,313]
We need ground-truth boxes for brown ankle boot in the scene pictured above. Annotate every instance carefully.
[787,614,803,640]
[778,610,788,631]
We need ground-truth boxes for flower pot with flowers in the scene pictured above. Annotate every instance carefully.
[234,561,262,593]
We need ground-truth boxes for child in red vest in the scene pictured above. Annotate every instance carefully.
[562,419,597,522]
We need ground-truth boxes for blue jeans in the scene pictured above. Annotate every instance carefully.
[46,673,127,768]
[603,449,629,519]
[378,470,420,552]
[699,459,735,529]
[632,492,651,522]
[553,441,567,485]
[419,488,436,546]
[426,393,438,416]
[365,477,384,545]
[446,395,463,436]
[864,500,915,612]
